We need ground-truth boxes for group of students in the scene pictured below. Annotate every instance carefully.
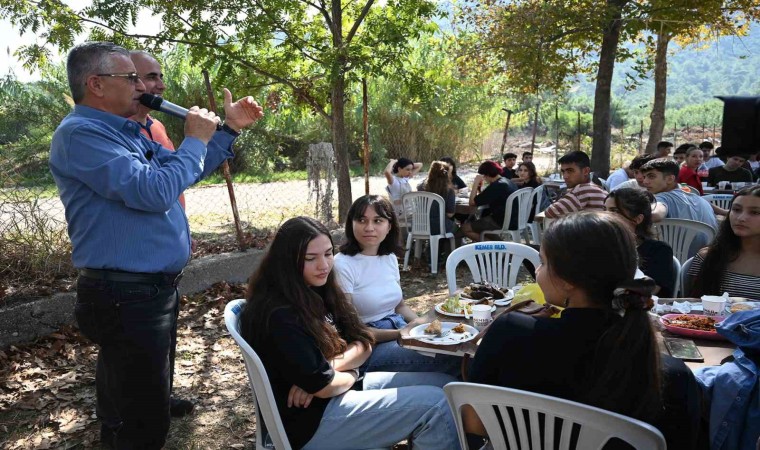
[237,180,759,449]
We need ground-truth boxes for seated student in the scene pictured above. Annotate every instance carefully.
[439,156,467,191]
[514,161,542,188]
[501,152,517,179]
[749,150,760,175]
[522,151,533,163]
[458,160,518,242]
[334,195,461,375]
[678,145,704,194]
[606,188,675,297]
[465,212,701,449]
[707,147,754,187]
[606,161,633,191]
[384,157,423,217]
[545,151,607,218]
[672,144,691,166]
[240,216,460,450]
[702,141,724,170]
[418,160,456,235]
[687,186,760,299]
[610,154,658,192]
[654,140,674,158]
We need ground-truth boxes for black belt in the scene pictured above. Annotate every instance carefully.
[78,268,183,287]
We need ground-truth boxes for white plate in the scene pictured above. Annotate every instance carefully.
[728,301,760,313]
[435,302,496,317]
[493,289,515,306]
[409,322,479,345]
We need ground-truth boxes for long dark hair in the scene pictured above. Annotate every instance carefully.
[517,161,541,186]
[240,217,373,359]
[605,188,656,240]
[421,161,453,199]
[339,195,400,256]
[542,211,661,420]
[691,185,760,296]
[439,156,459,178]
[392,157,414,174]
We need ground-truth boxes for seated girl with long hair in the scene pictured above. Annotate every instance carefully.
[384,157,423,217]
[418,160,456,235]
[240,216,460,449]
[465,211,700,449]
[605,188,676,297]
[688,185,760,299]
[514,161,542,188]
[334,195,461,375]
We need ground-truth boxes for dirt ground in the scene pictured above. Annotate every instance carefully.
[0,260,508,449]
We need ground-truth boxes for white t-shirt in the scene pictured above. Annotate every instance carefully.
[611,178,642,192]
[606,168,630,190]
[333,253,403,323]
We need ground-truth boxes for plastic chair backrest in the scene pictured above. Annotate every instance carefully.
[224,299,292,450]
[656,218,716,264]
[681,257,695,297]
[445,242,540,295]
[526,185,544,224]
[672,255,682,297]
[444,382,666,450]
[491,187,533,235]
[702,194,733,210]
[402,191,448,237]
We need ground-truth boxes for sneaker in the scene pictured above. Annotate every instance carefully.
[170,397,194,417]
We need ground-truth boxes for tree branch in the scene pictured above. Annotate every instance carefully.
[346,0,375,44]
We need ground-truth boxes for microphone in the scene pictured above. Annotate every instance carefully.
[139,94,221,130]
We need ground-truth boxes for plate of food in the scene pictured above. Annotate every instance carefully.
[409,320,478,345]
[435,295,496,317]
[728,301,760,314]
[461,282,514,306]
[660,314,727,341]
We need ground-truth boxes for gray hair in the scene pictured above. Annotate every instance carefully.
[67,42,130,103]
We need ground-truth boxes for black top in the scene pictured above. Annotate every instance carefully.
[246,306,338,449]
[474,177,518,228]
[470,309,700,450]
[502,167,516,179]
[638,238,675,298]
[707,166,753,186]
[452,174,467,190]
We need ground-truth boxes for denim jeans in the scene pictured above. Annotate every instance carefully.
[75,275,179,449]
[302,372,462,450]
[362,313,462,377]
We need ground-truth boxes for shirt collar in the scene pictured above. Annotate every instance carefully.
[74,104,142,137]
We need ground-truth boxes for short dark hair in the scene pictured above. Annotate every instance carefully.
[640,158,679,179]
[699,141,714,150]
[673,146,688,156]
[558,150,590,168]
[478,160,503,178]
[522,152,533,158]
[630,154,658,170]
[674,143,695,154]
[67,42,130,103]
[656,141,673,150]
[340,195,400,256]
[503,153,517,161]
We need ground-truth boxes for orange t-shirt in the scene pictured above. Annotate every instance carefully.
[136,115,186,208]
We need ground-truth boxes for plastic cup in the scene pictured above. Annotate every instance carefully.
[701,295,727,316]
[718,181,729,190]
[471,304,493,327]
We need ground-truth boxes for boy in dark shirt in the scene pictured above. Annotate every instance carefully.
[458,160,518,241]
[707,147,753,187]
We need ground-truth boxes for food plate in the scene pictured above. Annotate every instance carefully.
[435,302,496,317]
[409,322,478,345]
[493,289,515,306]
[728,301,760,314]
[660,314,727,341]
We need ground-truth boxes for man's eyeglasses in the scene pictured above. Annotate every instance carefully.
[96,72,141,84]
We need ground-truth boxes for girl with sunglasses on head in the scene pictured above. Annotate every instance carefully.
[240,216,459,450]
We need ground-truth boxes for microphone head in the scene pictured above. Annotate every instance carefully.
[139,93,164,110]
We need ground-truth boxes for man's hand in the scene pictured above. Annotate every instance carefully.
[223,88,264,132]
[184,107,220,145]
[287,385,314,408]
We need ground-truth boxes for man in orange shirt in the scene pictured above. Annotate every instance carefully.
[129,50,185,208]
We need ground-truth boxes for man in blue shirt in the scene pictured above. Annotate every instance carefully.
[49,42,264,449]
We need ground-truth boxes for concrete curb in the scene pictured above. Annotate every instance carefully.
[0,249,267,348]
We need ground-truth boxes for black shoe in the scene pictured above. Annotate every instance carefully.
[170,397,194,417]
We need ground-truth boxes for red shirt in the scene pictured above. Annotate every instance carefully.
[135,115,186,208]
[678,166,703,195]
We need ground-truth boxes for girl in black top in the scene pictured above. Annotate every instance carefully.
[240,217,460,449]
[605,188,676,297]
[514,161,542,188]
[467,211,700,449]
[440,156,467,191]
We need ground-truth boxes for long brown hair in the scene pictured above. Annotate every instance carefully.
[421,160,454,199]
[542,211,662,420]
[691,185,760,296]
[241,217,373,358]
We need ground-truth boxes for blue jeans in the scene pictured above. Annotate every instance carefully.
[302,372,461,450]
[75,276,179,449]
[362,314,462,377]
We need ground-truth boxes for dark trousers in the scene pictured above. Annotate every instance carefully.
[75,275,179,449]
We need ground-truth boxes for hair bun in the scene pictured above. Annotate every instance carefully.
[612,278,657,312]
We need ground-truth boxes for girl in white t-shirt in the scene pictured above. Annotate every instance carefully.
[334,195,460,375]
[384,158,423,217]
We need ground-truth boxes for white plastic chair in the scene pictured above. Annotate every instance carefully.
[681,257,695,297]
[481,187,533,243]
[598,177,608,190]
[445,242,540,295]
[656,218,716,264]
[402,191,456,274]
[672,255,681,297]
[702,194,733,210]
[444,382,666,450]
[525,185,544,245]
[224,299,292,450]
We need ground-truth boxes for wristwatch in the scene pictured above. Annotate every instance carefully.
[221,122,241,137]
[348,368,363,382]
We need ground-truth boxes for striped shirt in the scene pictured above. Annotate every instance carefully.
[687,253,760,300]
[545,181,607,218]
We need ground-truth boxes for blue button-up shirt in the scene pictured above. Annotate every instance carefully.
[49,105,236,273]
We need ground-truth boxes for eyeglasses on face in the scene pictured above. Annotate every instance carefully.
[96,72,141,83]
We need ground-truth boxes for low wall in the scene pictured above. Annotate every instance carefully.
[0,249,266,348]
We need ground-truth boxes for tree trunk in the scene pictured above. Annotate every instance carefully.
[645,30,671,154]
[331,0,352,223]
[591,0,628,177]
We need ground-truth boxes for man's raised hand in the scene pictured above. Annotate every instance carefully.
[223,88,264,132]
